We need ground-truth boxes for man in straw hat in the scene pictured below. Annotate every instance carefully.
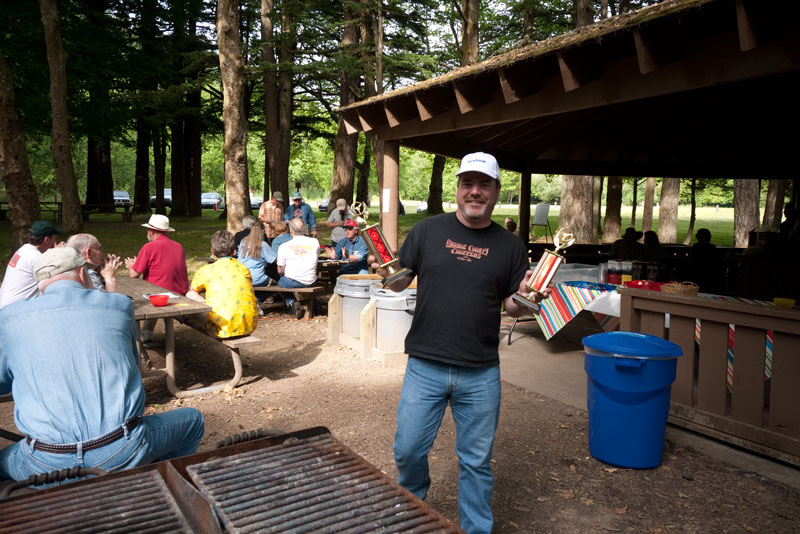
[0,247,204,484]
[125,214,189,346]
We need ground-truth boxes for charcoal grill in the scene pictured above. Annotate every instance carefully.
[1,427,462,533]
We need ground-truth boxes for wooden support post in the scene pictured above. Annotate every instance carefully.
[519,171,531,244]
[327,293,342,345]
[382,140,400,250]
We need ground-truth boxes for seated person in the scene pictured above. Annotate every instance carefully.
[66,233,122,292]
[276,219,320,319]
[0,247,204,484]
[237,221,279,287]
[187,231,258,338]
[610,227,647,261]
[642,230,664,263]
[690,228,718,292]
[331,219,369,275]
[270,221,292,256]
[504,217,517,233]
[233,215,260,249]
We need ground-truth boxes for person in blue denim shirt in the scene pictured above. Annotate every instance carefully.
[333,219,369,275]
[0,247,204,485]
[283,192,317,237]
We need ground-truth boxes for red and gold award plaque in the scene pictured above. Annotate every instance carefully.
[362,223,413,288]
[512,228,575,310]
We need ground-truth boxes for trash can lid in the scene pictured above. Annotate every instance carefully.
[582,331,682,359]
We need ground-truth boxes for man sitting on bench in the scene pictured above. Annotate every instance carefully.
[276,219,320,319]
[186,231,258,338]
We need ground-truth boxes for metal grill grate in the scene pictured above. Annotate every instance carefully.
[187,432,462,533]
[0,470,194,534]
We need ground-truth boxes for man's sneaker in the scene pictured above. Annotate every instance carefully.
[291,300,305,320]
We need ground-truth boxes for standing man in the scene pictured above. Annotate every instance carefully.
[66,233,122,292]
[283,192,317,238]
[125,214,189,346]
[326,198,353,247]
[0,220,63,309]
[258,191,284,244]
[0,247,204,483]
[375,152,546,534]
[276,219,320,319]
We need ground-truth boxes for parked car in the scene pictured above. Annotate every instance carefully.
[113,191,131,208]
[201,192,225,209]
[250,194,263,210]
[319,198,330,213]
[150,188,172,208]
[416,201,427,213]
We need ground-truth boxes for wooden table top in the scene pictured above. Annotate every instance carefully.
[115,277,210,320]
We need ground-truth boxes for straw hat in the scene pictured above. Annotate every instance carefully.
[142,214,175,232]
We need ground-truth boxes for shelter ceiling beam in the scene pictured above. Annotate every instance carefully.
[498,61,551,104]
[453,76,498,114]
[356,104,389,132]
[557,47,603,92]
[341,109,361,135]
[414,85,455,121]
[383,97,417,127]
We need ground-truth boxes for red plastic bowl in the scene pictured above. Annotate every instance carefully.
[148,294,169,306]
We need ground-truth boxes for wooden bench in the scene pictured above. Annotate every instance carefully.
[143,323,261,399]
[81,204,132,222]
[253,285,327,318]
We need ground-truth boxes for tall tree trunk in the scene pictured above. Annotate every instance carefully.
[218,0,250,232]
[602,176,622,242]
[574,0,594,28]
[356,141,371,205]
[133,117,151,214]
[630,178,639,226]
[559,176,594,243]
[762,179,787,231]
[683,178,697,244]
[152,126,167,215]
[361,0,383,208]
[734,179,760,248]
[87,137,102,205]
[329,3,360,206]
[657,177,680,243]
[185,88,202,217]
[0,48,40,248]
[40,0,82,233]
[461,0,479,65]
[169,119,188,216]
[427,155,446,215]
[641,177,656,232]
[592,176,602,240]
[98,137,113,209]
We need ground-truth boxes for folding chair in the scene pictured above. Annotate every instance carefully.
[530,204,553,242]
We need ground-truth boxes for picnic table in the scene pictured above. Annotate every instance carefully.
[115,277,212,395]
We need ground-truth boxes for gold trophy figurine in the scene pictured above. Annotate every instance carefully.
[512,228,576,310]
[361,223,413,288]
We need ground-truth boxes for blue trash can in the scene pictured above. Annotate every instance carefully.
[582,331,683,469]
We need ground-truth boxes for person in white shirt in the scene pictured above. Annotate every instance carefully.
[0,220,62,309]
[276,219,319,319]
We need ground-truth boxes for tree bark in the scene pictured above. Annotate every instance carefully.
[169,119,188,216]
[218,0,250,232]
[133,118,151,214]
[683,178,697,244]
[186,89,203,217]
[427,155,446,215]
[152,126,167,215]
[592,176,602,240]
[461,0,479,65]
[630,178,639,226]
[559,175,595,243]
[574,0,594,28]
[602,176,622,242]
[329,3,360,207]
[762,179,787,232]
[356,141,371,205]
[641,177,656,232]
[40,0,82,233]
[0,47,40,248]
[657,177,680,243]
[734,179,760,248]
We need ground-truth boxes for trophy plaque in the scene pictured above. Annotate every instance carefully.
[361,223,413,288]
[512,228,576,310]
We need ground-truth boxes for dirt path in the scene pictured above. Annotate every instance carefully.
[2,312,799,532]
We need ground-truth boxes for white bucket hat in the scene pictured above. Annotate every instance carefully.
[456,152,500,180]
[142,214,175,232]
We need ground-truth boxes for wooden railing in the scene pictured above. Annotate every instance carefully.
[620,288,800,466]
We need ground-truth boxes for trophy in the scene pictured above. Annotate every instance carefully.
[512,228,576,310]
[362,223,413,288]
[351,201,369,224]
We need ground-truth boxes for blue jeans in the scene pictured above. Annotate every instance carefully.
[0,408,204,487]
[394,357,501,534]
[277,275,307,307]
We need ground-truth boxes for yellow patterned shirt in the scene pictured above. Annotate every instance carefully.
[190,257,258,339]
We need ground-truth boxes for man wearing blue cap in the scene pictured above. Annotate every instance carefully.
[283,192,317,237]
[0,220,63,309]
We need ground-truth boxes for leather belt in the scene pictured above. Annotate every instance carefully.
[26,416,142,454]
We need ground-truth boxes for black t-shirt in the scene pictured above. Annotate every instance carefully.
[398,212,529,367]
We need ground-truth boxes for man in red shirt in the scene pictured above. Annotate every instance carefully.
[125,214,189,346]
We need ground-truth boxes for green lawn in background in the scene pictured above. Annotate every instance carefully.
[0,203,739,276]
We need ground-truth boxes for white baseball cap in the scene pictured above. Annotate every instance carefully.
[457,152,500,180]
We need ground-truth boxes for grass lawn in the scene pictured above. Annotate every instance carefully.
[0,204,738,276]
